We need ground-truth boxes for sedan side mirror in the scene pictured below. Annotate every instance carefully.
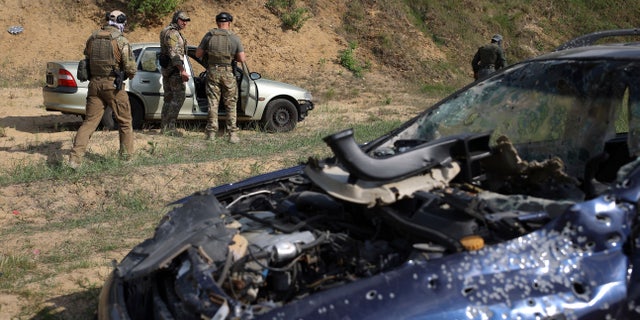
[250,72,261,80]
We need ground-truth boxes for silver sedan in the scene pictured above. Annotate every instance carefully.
[43,43,314,132]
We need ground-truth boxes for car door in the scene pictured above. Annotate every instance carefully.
[237,62,259,117]
[131,46,197,120]
[186,46,258,119]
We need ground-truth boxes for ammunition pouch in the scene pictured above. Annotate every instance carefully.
[77,58,90,82]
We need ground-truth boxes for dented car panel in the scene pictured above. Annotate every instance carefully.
[99,31,640,319]
[259,190,634,320]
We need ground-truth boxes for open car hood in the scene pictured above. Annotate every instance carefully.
[101,129,640,320]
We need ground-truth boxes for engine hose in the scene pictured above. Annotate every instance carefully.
[232,209,329,233]
[298,232,330,251]
[294,191,344,214]
[216,249,233,287]
[378,206,464,252]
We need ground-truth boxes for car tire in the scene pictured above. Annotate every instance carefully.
[130,98,144,130]
[262,99,298,132]
[99,98,144,130]
[100,106,116,130]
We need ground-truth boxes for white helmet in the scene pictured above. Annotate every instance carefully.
[107,10,127,24]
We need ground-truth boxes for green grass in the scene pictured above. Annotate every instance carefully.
[0,116,400,187]
[0,253,37,289]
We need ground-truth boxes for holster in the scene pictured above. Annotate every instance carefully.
[113,69,125,90]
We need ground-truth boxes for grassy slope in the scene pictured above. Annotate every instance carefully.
[338,0,640,89]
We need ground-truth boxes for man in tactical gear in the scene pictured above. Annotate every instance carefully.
[160,10,190,137]
[195,11,246,143]
[67,10,137,169]
[471,34,507,80]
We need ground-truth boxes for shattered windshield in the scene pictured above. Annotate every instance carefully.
[376,59,640,178]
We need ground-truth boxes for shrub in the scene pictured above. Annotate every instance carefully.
[266,0,311,31]
[339,42,370,78]
[127,0,182,26]
[281,7,311,31]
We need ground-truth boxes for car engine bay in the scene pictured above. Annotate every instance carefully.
[111,130,638,319]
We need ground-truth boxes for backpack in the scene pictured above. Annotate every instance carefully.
[87,29,121,77]
[478,44,498,66]
[207,29,232,65]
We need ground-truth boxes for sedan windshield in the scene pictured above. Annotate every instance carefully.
[376,59,640,178]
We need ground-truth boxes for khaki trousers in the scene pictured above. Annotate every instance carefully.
[70,77,134,163]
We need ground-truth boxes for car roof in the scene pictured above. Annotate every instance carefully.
[554,28,640,50]
[531,44,640,61]
[131,42,158,50]
[131,43,198,50]
[528,28,640,62]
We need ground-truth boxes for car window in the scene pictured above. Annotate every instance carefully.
[186,47,206,77]
[189,56,205,77]
[376,59,640,178]
[615,88,630,134]
[133,48,141,62]
[627,81,640,156]
[138,47,160,73]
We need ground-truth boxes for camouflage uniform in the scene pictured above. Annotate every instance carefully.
[472,39,507,80]
[197,28,244,139]
[160,19,188,133]
[70,22,137,165]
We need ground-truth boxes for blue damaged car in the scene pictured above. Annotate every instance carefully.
[98,30,640,319]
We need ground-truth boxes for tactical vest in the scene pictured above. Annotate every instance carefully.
[159,25,187,67]
[88,29,121,77]
[478,44,498,66]
[160,25,183,55]
[207,29,232,65]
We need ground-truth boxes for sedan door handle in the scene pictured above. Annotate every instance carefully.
[140,78,151,83]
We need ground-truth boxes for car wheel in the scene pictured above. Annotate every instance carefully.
[99,98,144,130]
[262,99,298,132]
[100,106,116,130]
[130,98,144,130]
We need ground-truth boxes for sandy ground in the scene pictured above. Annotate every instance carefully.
[0,89,238,318]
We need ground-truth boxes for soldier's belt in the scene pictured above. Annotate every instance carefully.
[212,64,231,70]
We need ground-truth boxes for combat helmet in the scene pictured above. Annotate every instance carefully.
[216,12,233,23]
[491,34,503,44]
[172,11,191,23]
[107,10,127,24]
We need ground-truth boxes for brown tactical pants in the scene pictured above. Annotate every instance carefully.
[70,77,134,163]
